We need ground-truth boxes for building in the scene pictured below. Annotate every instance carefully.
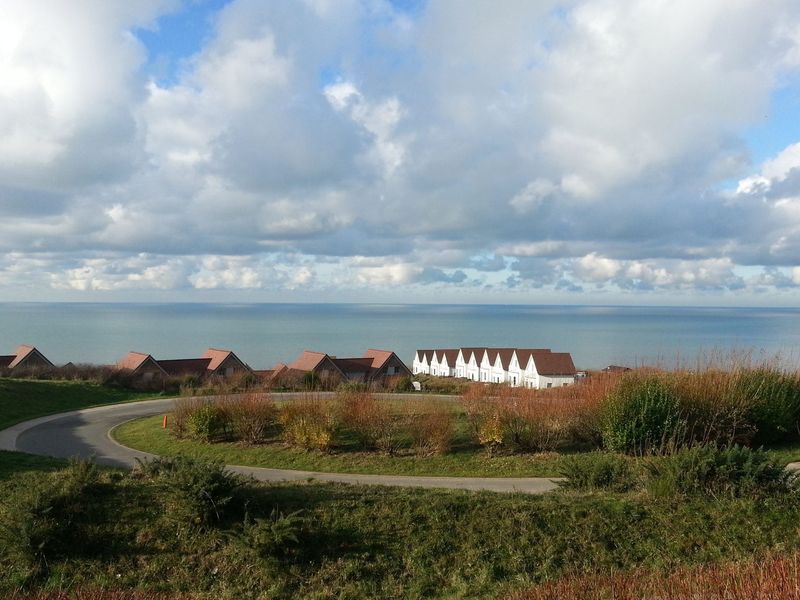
[0,345,54,372]
[415,346,578,389]
[287,348,411,383]
[116,347,253,382]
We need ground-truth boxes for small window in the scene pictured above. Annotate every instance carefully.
[547,383,552,388]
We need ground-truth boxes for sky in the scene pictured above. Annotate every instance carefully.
[2,0,800,306]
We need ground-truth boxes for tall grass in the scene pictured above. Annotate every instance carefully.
[507,552,800,600]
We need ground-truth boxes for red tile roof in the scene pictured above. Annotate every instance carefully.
[201,348,241,372]
[363,349,394,370]
[514,349,551,370]
[460,347,487,363]
[117,351,153,371]
[8,345,53,369]
[416,350,435,362]
[288,351,330,372]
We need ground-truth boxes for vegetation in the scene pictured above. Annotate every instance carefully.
[3,451,800,599]
[0,379,157,430]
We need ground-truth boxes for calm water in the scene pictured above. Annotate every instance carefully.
[0,303,799,370]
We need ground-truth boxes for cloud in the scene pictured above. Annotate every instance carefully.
[2,0,800,302]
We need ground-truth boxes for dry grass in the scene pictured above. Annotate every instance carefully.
[220,392,277,444]
[507,552,800,600]
[407,400,455,455]
[9,592,199,599]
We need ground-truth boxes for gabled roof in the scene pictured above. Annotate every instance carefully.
[289,350,334,372]
[459,347,487,363]
[435,349,460,367]
[202,348,249,372]
[364,349,395,370]
[532,351,576,376]
[494,348,516,370]
[515,348,551,370]
[9,345,53,369]
[117,351,166,376]
[158,358,212,377]
[416,349,435,362]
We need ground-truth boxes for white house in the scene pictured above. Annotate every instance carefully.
[491,349,516,384]
[434,349,459,377]
[518,350,577,389]
[412,350,434,375]
[457,348,484,381]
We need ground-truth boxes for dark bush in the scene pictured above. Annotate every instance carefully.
[737,369,800,445]
[242,508,304,557]
[559,452,636,492]
[134,456,244,528]
[645,445,793,497]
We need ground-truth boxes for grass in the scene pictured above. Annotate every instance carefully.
[3,451,800,599]
[114,414,570,477]
[0,379,159,430]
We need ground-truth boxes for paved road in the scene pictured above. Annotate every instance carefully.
[0,397,562,494]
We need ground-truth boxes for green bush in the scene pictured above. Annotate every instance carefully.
[645,445,793,497]
[602,374,686,455]
[135,456,244,528]
[0,459,100,581]
[242,508,304,557]
[737,369,800,445]
[188,403,229,442]
[559,452,636,492]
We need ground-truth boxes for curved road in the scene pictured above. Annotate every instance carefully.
[0,398,562,494]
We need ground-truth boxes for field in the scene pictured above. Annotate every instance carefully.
[3,450,800,599]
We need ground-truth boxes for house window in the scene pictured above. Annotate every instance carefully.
[388,366,396,375]
[547,383,552,388]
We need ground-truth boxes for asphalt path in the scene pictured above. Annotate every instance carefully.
[0,396,562,494]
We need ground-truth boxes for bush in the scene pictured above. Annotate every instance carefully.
[408,401,454,456]
[738,369,800,445]
[602,374,686,455]
[559,452,636,492]
[279,396,338,451]
[242,508,304,557]
[134,456,243,528]
[223,393,278,444]
[0,459,100,580]
[645,445,793,497]
[187,402,229,442]
[338,391,405,454]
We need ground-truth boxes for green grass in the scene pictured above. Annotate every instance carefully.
[2,450,800,599]
[0,378,159,430]
[114,414,572,477]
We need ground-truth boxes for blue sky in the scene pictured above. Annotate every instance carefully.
[1,0,800,305]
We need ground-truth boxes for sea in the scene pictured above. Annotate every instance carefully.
[1,303,800,371]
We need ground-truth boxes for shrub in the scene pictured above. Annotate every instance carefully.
[645,445,793,498]
[337,391,406,454]
[602,374,686,455]
[223,393,278,444]
[134,456,243,528]
[0,459,100,580]
[559,452,636,492]
[738,368,800,445]
[279,396,338,451]
[408,400,454,455]
[187,402,229,442]
[242,508,304,557]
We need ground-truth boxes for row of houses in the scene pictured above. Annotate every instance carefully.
[0,344,412,386]
[270,349,412,384]
[413,347,577,389]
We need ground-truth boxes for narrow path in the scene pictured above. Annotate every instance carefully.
[0,397,562,494]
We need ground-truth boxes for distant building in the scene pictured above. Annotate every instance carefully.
[603,365,632,373]
[116,347,252,382]
[0,345,54,373]
[286,348,411,383]
[415,346,578,389]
